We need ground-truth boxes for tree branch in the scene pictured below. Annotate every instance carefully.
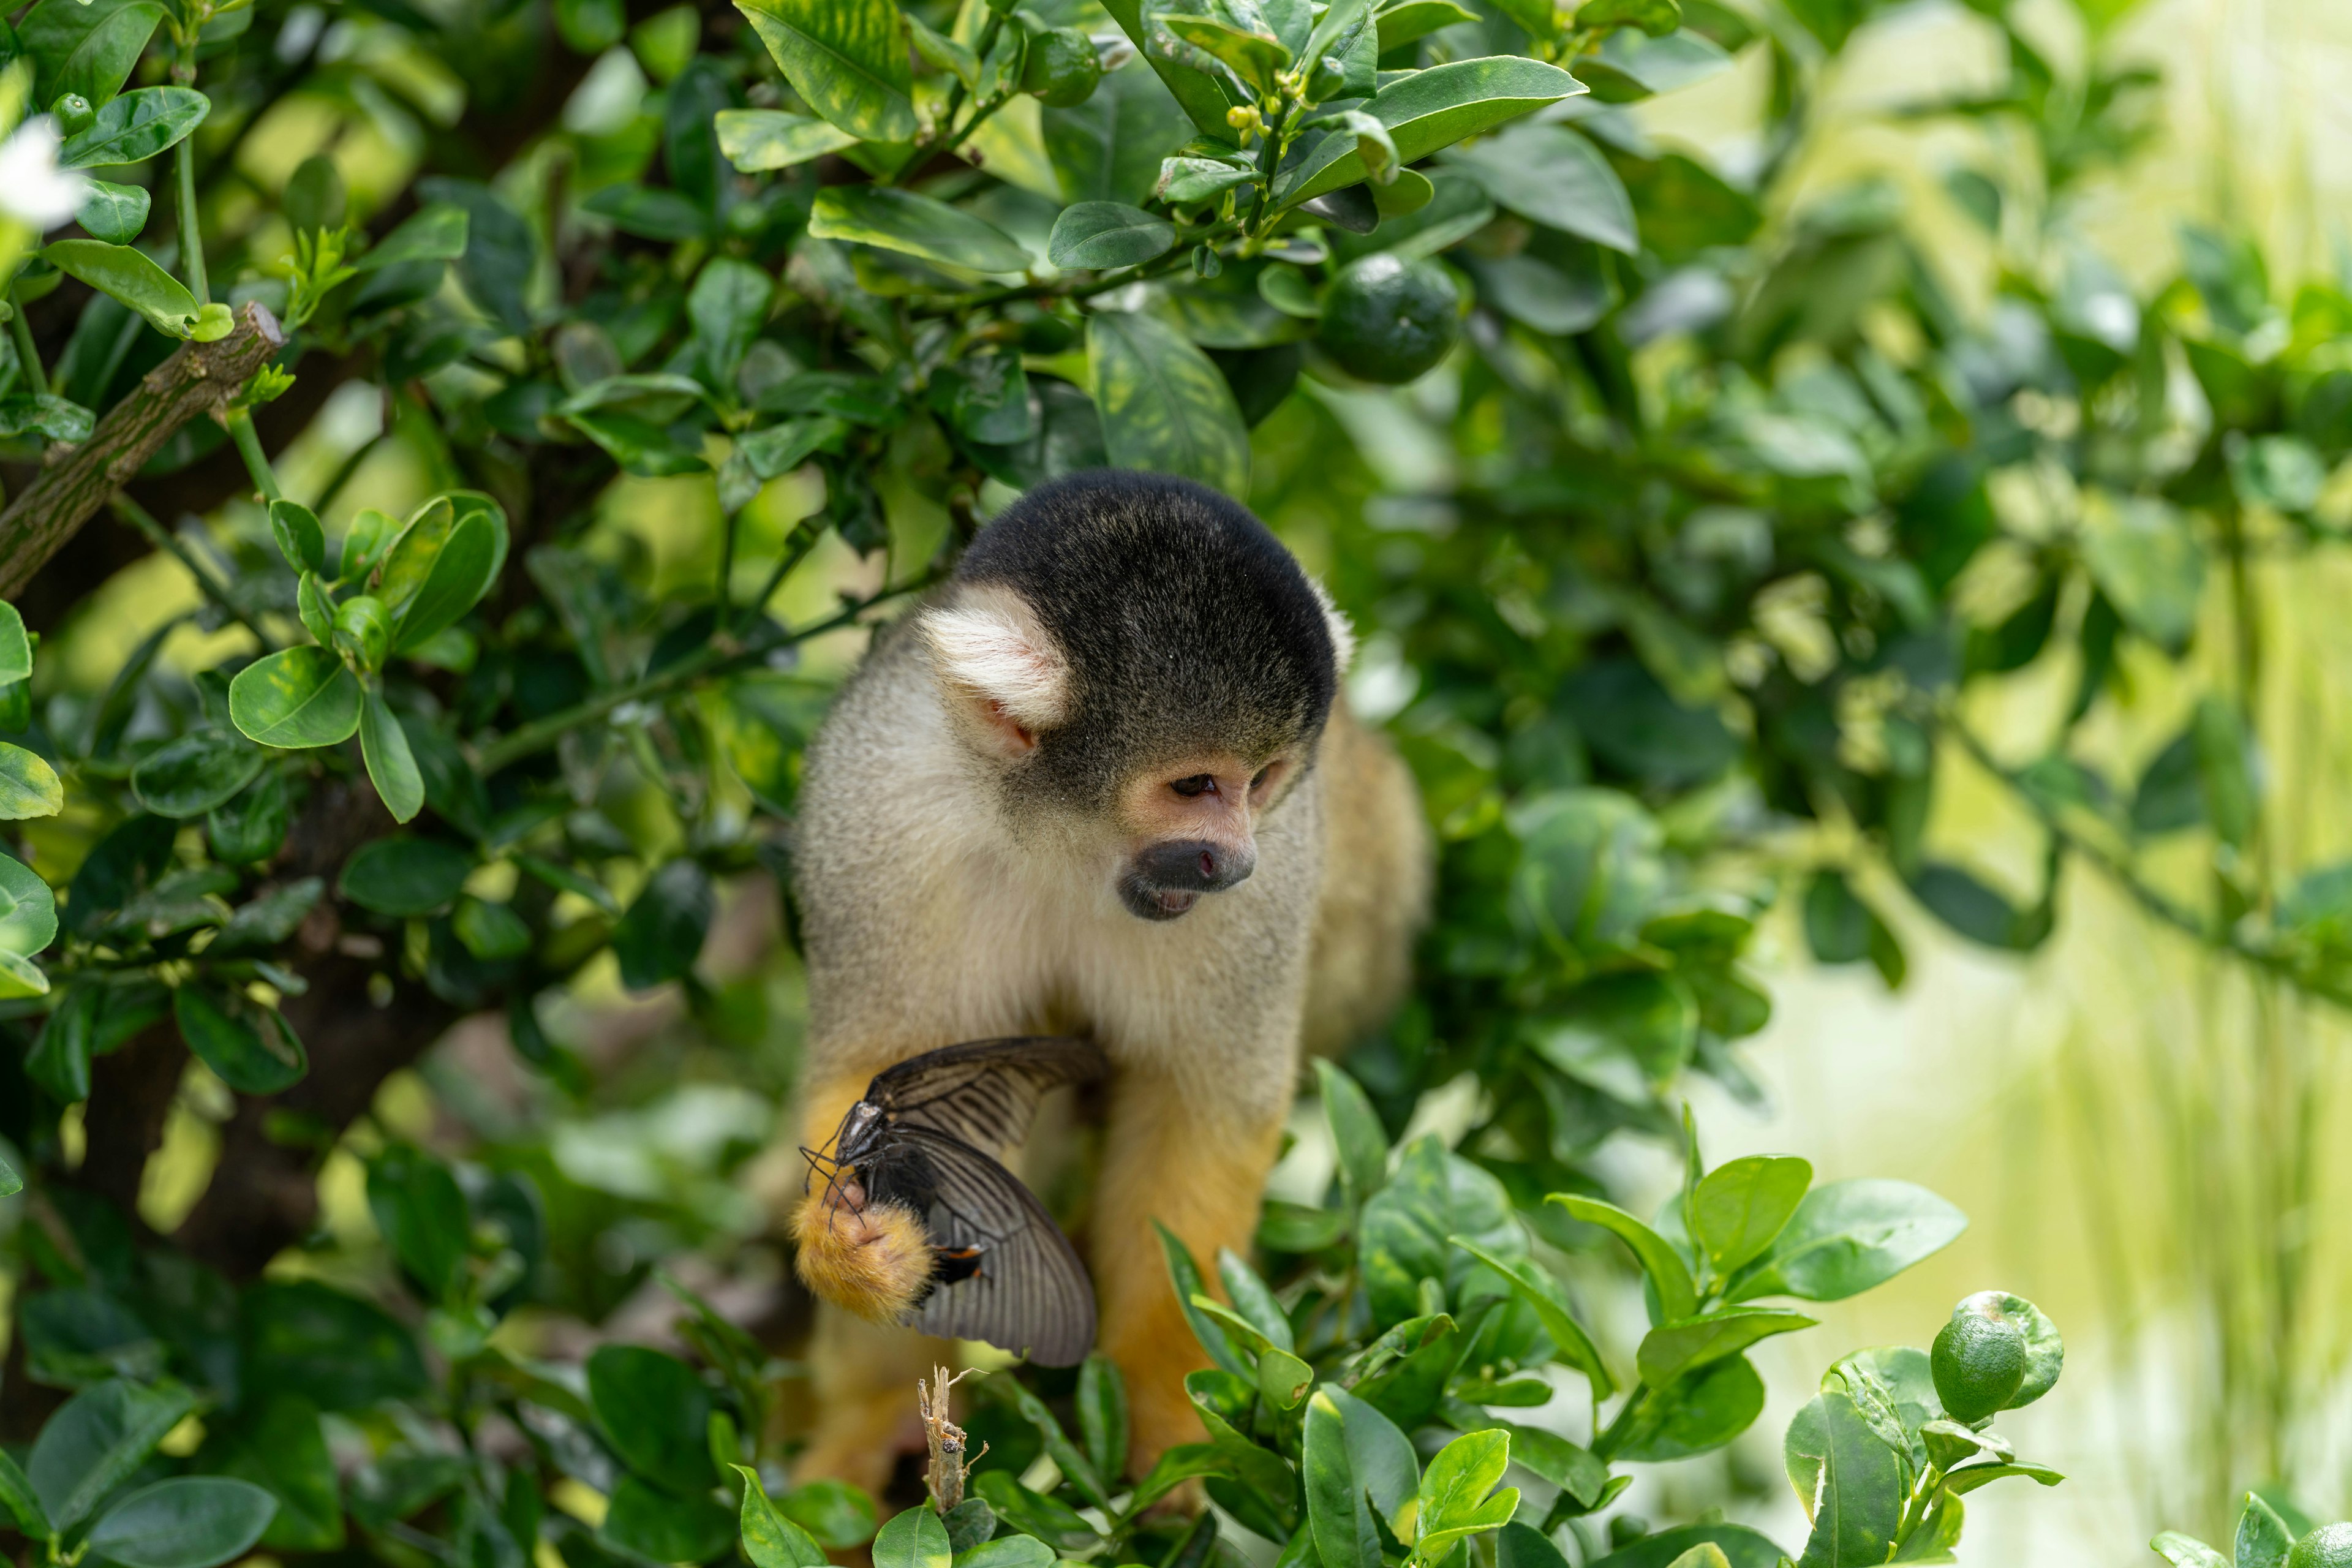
[0,303,286,598]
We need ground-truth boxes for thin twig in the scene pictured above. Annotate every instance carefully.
[110,494,277,650]
[918,1365,982,1513]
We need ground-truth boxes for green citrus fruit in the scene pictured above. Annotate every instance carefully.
[1023,28,1102,108]
[2290,1525,2352,1568]
[1317,254,1461,384]
[1931,1311,2027,1423]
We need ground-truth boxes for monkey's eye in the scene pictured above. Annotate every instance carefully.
[1170,775,1216,797]
[1250,766,1272,791]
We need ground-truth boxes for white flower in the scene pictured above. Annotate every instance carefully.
[0,117,91,229]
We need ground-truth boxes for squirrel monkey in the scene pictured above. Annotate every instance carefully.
[786,471,1428,1488]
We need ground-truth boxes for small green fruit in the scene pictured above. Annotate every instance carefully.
[1317,254,1461,385]
[2290,1524,2352,1568]
[1931,1311,2027,1423]
[1022,28,1102,108]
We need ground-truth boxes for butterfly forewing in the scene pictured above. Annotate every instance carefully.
[868,1124,1096,1366]
[862,1036,1106,1159]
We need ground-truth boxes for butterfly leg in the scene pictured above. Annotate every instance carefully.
[1090,1070,1288,1480]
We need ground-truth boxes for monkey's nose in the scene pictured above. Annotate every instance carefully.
[1136,837,1254,892]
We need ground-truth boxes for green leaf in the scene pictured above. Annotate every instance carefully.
[0,1446,47,1538]
[1046,61,1196,206]
[269,499,326,575]
[1940,1461,2063,1495]
[589,1345,716,1493]
[74,180,150,244]
[241,1280,429,1410]
[1156,1221,1249,1376]
[453,897,530,960]
[601,1476,736,1564]
[1547,1194,1697,1322]
[1378,0,1481,48]
[27,1378,195,1531]
[198,1395,342,1552]
[1951,1290,2064,1410]
[1728,1180,1967,1302]
[338,835,472,916]
[0,604,29,687]
[1100,0,1246,145]
[1156,13,1287,89]
[86,1479,276,1568]
[957,1537,1054,1568]
[131,731,260,819]
[1277,56,1587,211]
[1304,1385,1417,1568]
[733,1465,829,1568]
[809,187,1032,274]
[0,743,62,820]
[1414,1429,1517,1558]
[1635,1307,1815,1387]
[0,1152,18,1199]
[1785,1393,1903,1567]
[611,859,714,989]
[1077,1354,1129,1487]
[42,239,211,338]
[1611,1355,1765,1463]
[1442,123,1635,253]
[175,986,306,1093]
[689,256,775,388]
[21,0,166,107]
[2081,493,2202,654]
[777,1480,877,1548]
[873,1506,953,1568]
[353,204,469,272]
[566,410,709,476]
[1049,202,1178,269]
[388,502,503,653]
[366,1145,469,1301]
[2236,1494,2296,1568]
[1691,1155,1812,1276]
[735,0,919,142]
[0,392,94,442]
[1585,1526,1787,1568]
[229,647,364,748]
[1087,309,1251,498]
[1449,1236,1615,1396]
[1576,0,1682,33]
[981,1368,1112,1510]
[715,107,861,171]
[56,85,208,168]
[1570,27,1731,101]
[1315,1058,1390,1200]
[2148,1532,2231,1568]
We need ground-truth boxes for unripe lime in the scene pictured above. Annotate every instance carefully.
[1023,28,1102,108]
[1931,1312,2027,1423]
[1317,254,1460,384]
[2290,1525,2352,1568]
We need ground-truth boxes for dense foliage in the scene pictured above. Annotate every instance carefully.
[0,0,2347,1560]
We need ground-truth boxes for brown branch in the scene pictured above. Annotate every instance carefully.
[0,303,286,598]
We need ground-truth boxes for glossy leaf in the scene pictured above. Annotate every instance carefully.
[589,1345,715,1493]
[0,854,58,994]
[1728,1180,1967,1303]
[0,605,28,687]
[21,0,167,106]
[86,1478,277,1568]
[715,107,859,170]
[1049,202,1178,269]
[229,647,364,748]
[1277,56,1586,210]
[1444,122,1637,253]
[1450,1236,1615,1395]
[1637,1306,1816,1387]
[1316,1058,1390,1200]
[1304,1385,1417,1568]
[736,0,919,142]
[131,731,261,819]
[57,85,208,168]
[0,743,63,820]
[1077,1355,1129,1490]
[734,1466,828,1568]
[175,986,306,1094]
[73,179,149,243]
[42,240,218,339]
[601,1476,735,1564]
[809,187,1031,274]
[26,1379,195,1530]
[1692,1155,1812,1275]
[873,1505,953,1568]
[339,835,471,919]
[353,205,469,272]
[1087,309,1251,498]
[270,499,326,575]
[1548,1193,1698,1322]
[1785,1393,1904,1567]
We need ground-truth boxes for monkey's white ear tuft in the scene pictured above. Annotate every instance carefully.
[919,590,1070,733]
[1310,579,1357,676]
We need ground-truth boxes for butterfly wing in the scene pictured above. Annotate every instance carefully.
[862,1036,1107,1159]
[865,1124,1096,1366]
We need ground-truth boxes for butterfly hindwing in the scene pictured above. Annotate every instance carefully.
[861,1036,1107,1159]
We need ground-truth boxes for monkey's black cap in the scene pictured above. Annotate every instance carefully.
[956,470,1340,799]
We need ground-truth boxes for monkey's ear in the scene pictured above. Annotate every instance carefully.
[919,589,1069,748]
[1310,580,1357,676]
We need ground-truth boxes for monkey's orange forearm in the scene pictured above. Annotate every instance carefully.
[1090,1081,1287,1476]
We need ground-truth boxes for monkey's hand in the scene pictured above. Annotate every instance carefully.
[789,1184,934,1323]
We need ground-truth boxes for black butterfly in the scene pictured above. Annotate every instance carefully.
[804,1036,1106,1365]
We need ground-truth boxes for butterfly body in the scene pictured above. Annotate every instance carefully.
[794,1036,1106,1366]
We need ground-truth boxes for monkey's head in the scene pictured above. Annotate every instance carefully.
[917,470,1352,921]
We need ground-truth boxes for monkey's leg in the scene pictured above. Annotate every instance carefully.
[1091,1072,1287,1477]
[787,1067,952,1493]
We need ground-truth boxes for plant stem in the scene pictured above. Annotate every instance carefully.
[474,571,936,774]
[225,408,283,502]
[110,493,276,649]
[173,36,208,306]
[714,511,739,635]
[7,288,48,398]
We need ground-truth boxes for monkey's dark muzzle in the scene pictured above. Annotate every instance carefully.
[1120,839,1254,920]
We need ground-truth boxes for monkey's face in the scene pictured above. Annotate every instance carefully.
[1109,748,1302,921]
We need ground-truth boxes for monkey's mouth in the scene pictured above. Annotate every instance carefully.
[1119,877,1201,921]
